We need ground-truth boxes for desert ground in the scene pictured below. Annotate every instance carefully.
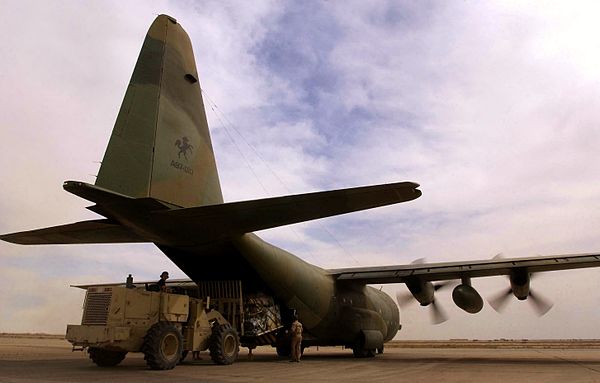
[1,335,600,382]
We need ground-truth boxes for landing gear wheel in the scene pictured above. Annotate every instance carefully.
[276,344,291,357]
[88,348,127,367]
[352,337,376,358]
[142,322,183,370]
[209,324,239,365]
[352,347,376,358]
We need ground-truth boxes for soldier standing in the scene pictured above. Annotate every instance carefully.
[157,271,169,291]
[290,316,303,362]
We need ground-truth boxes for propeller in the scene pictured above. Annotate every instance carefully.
[487,255,514,313]
[488,287,512,312]
[394,257,429,309]
[396,290,416,307]
[428,297,449,325]
[487,256,554,316]
[528,290,554,316]
[396,279,454,325]
[395,258,460,324]
[488,285,553,316]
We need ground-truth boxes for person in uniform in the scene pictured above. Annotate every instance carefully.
[290,316,303,362]
[157,271,169,292]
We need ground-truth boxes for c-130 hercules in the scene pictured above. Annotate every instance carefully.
[4,14,600,357]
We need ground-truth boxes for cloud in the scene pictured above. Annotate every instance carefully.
[1,1,599,340]
[2,267,85,333]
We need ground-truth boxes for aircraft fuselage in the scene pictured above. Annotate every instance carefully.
[160,232,400,348]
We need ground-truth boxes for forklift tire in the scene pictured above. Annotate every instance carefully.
[88,347,127,367]
[209,324,239,365]
[142,322,184,370]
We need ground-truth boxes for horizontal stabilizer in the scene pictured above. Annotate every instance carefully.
[0,219,147,245]
[155,181,421,243]
[63,181,173,210]
[63,180,133,205]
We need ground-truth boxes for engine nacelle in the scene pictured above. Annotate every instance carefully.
[510,269,530,300]
[452,284,483,313]
[406,279,435,306]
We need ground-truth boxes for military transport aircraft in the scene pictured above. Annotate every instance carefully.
[3,15,600,358]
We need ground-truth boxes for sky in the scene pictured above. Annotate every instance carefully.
[1,0,600,340]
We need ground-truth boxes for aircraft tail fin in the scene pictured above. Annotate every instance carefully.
[95,14,223,208]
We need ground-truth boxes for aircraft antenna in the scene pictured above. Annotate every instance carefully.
[205,101,271,197]
[202,89,361,266]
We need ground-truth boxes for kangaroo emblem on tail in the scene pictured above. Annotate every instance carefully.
[175,137,194,160]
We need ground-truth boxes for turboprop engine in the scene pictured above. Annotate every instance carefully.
[508,269,530,300]
[406,279,435,306]
[397,278,453,324]
[488,268,553,315]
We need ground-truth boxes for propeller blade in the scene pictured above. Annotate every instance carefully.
[528,290,554,316]
[488,287,513,312]
[396,291,415,308]
[429,300,448,324]
[433,280,455,291]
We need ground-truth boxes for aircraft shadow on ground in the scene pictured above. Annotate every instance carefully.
[180,352,600,366]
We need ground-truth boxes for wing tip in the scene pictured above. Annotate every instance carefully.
[0,233,38,245]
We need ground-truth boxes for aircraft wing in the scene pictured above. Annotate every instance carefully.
[0,219,147,245]
[327,253,600,284]
[153,181,421,242]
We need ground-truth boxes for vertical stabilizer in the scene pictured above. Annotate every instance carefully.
[95,15,223,207]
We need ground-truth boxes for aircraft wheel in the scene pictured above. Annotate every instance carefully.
[209,324,239,365]
[352,337,376,358]
[352,347,376,358]
[276,344,291,357]
[88,347,127,367]
[142,322,183,370]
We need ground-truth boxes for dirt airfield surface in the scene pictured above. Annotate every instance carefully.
[2,335,600,383]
